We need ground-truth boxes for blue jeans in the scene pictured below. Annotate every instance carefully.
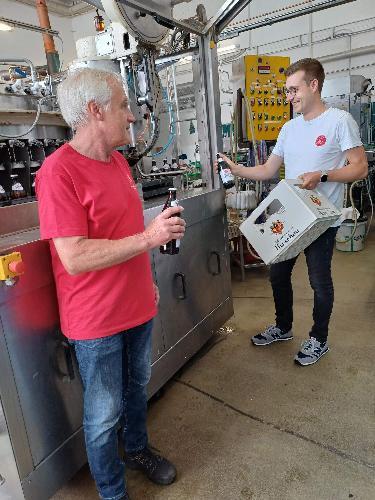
[270,227,338,343]
[71,319,153,500]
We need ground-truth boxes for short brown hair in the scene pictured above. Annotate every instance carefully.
[285,58,325,93]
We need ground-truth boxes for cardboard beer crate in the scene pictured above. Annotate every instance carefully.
[239,179,341,265]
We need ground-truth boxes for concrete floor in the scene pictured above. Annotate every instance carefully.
[53,227,375,500]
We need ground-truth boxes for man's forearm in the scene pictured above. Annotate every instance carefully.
[234,163,274,181]
[327,161,368,183]
[56,233,152,275]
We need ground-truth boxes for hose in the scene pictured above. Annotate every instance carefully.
[335,179,372,243]
[151,88,176,157]
[0,95,53,139]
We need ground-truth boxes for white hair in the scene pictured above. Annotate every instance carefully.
[57,68,123,130]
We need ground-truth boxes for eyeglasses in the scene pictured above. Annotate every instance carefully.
[284,78,316,97]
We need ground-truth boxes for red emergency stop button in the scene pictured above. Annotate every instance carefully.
[0,252,24,280]
[9,260,25,274]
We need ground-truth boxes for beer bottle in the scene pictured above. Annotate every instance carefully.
[30,171,37,196]
[162,158,171,173]
[150,159,159,174]
[10,174,26,199]
[0,183,7,202]
[160,188,181,255]
[217,153,235,189]
[171,157,179,171]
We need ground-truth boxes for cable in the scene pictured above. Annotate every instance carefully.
[364,177,373,237]
[335,180,366,244]
[151,88,176,157]
[56,34,65,72]
[0,95,53,139]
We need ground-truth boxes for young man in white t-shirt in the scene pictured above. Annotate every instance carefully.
[218,58,368,366]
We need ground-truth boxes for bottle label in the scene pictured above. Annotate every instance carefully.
[221,168,234,183]
[12,183,24,191]
[0,185,5,194]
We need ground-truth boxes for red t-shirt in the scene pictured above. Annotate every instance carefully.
[36,143,156,340]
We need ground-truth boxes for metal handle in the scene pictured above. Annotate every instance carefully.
[209,251,221,275]
[61,340,75,382]
[175,272,187,300]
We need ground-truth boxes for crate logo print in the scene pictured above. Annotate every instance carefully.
[310,194,322,206]
[270,220,284,234]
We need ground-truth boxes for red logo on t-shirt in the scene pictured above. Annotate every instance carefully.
[315,135,326,146]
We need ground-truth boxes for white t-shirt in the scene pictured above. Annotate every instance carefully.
[272,107,362,224]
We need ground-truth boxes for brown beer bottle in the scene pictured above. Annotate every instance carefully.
[160,188,180,255]
[10,174,26,199]
[217,153,235,189]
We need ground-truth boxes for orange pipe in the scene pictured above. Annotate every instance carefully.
[35,0,57,53]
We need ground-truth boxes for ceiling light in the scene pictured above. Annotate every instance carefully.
[217,44,239,54]
[0,21,13,32]
[178,55,193,65]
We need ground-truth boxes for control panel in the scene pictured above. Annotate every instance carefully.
[244,55,291,141]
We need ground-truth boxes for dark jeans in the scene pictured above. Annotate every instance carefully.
[71,319,153,500]
[270,227,338,343]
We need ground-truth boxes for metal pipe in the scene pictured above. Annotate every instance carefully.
[35,0,60,74]
[119,59,136,147]
[0,58,37,83]
[220,0,356,39]
[171,64,181,141]
[136,164,186,178]
[319,44,375,63]
[0,16,59,36]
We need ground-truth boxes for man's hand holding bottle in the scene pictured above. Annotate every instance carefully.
[143,206,185,249]
[214,153,242,177]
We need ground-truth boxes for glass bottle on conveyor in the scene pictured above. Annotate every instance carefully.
[0,162,7,202]
[162,158,171,173]
[171,158,179,171]
[150,159,160,174]
[30,171,37,196]
[0,183,7,202]
[217,153,235,189]
[10,174,26,199]
[160,188,180,255]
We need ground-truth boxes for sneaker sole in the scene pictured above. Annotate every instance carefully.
[294,347,329,366]
[252,336,293,346]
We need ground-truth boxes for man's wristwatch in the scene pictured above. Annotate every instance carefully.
[320,170,329,183]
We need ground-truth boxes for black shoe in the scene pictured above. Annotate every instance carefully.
[125,447,176,485]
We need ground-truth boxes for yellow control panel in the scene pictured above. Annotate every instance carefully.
[0,252,25,280]
[244,54,291,141]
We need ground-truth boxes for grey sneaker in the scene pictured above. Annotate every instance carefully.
[294,337,329,366]
[251,325,293,346]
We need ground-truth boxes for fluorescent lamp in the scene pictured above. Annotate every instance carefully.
[0,21,13,31]
[178,55,193,65]
[217,44,239,54]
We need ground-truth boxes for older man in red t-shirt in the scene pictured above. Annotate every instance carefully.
[36,68,185,500]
